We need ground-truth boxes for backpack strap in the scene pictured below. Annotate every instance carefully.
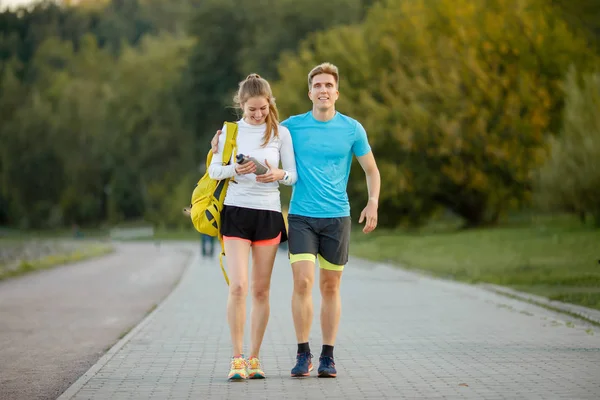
[218,235,229,285]
[216,121,238,286]
[222,121,238,166]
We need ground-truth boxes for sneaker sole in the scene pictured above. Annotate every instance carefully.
[228,373,247,380]
[290,364,314,377]
[318,371,337,378]
[248,372,266,379]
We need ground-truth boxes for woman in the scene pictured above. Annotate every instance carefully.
[208,74,297,380]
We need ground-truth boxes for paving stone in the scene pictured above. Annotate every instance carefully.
[58,250,600,399]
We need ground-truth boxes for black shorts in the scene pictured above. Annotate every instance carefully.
[221,205,288,244]
[287,214,351,270]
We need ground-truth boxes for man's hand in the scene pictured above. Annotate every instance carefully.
[255,159,285,183]
[356,152,380,234]
[358,198,378,233]
[211,130,221,153]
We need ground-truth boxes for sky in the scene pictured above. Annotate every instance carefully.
[1,0,48,10]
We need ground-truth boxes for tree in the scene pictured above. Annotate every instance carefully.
[551,0,600,53]
[0,0,203,228]
[274,0,597,227]
[0,60,27,225]
[181,0,368,160]
[536,67,600,225]
[181,0,243,157]
[107,33,195,226]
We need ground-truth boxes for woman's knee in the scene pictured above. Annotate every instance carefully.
[252,285,270,302]
[229,281,247,298]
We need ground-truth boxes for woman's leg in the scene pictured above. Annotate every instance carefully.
[248,242,278,358]
[224,239,252,357]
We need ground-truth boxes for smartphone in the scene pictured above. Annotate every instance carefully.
[236,154,269,175]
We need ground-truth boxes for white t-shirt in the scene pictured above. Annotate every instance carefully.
[208,119,297,212]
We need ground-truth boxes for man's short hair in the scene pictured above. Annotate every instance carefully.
[308,63,339,89]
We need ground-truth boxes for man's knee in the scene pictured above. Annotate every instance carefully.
[291,258,315,295]
[294,275,313,295]
[320,268,342,298]
[320,279,340,297]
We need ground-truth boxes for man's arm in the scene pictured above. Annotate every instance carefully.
[211,130,221,153]
[357,151,380,233]
[207,128,236,180]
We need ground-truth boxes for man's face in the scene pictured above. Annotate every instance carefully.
[308,73,339,112]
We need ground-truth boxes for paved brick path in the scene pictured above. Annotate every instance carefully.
[58,248,600,399]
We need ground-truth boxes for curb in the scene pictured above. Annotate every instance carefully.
[479,283,600,326]
[357,257,600,327]
[56,251,199,400]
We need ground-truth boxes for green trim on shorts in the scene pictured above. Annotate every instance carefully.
[289,253,316,264]
[288,215,350,266]
[318,254,344,271]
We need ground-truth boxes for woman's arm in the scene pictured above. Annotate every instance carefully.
[279,126,298,185]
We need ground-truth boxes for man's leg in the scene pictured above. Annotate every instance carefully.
[319,266,343,347]
[315,216,350,377]
[200,234,207,257]
[291,259,315,344]
[287,215,319,377]
[290,257,315,376]
[316,256,343,378]
[208,235,215,256]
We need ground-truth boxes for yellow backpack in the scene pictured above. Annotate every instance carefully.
[189,121,238,285]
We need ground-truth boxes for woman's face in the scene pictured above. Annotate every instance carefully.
[243,96,269,125]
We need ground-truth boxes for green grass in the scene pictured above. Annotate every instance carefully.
[0,225,201,242]
[350,214,600,311]
[0,241,115,281]
[0,228,110,239]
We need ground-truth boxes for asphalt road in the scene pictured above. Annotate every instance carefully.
[0,241,193,400]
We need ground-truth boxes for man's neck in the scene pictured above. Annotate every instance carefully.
[312,107,336,122]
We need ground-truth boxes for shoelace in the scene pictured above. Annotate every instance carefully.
[320,356,335,367]
[231,357,246,370]
[297,352,313,364]
[248,358,261,369]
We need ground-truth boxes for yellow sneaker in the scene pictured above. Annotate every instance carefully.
[228,356,248,380]
[247,356,266,379]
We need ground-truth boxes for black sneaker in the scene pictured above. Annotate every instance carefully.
[290,351,313,377]
[317,355,337,378]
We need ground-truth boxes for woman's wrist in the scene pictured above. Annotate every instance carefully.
[280,170,292,184]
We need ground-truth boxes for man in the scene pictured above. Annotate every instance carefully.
[211,62,380,378]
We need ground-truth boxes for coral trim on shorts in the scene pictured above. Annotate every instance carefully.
[223,232,281,246]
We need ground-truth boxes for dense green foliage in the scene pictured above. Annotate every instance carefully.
[1,0,598,230]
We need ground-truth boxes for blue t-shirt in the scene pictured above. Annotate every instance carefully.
[281,111,371,218]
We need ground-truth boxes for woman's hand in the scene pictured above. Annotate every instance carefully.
[235,159,257,175]
[255,160,285,183]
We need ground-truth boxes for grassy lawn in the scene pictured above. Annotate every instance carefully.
[0,239,114,281]
[350,214,600,311]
